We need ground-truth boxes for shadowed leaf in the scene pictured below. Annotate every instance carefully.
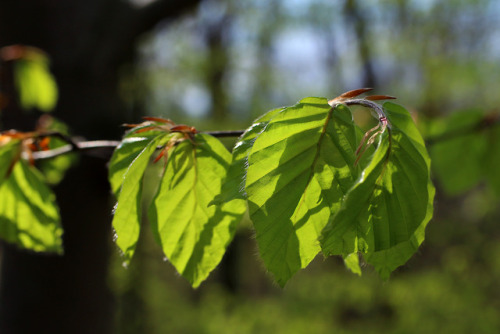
[321,102,434,279]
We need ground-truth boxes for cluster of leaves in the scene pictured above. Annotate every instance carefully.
[109,119,246,287]
[109,90,434,287]
[0,131,63,252]
[0,88,436,288]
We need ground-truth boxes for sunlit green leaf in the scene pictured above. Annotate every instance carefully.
[14,58,58,112]
[112,134,167,264]
[108,135,164,196]
[245,98,360,286]
[0,160,62,252]
[212,107,283,205]
[149,134,246,287]
[343,252,362,276]
[0,139,21,185]
[321,102,434,279]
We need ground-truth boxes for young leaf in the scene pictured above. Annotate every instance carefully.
[111,134,167,264]
[212,107,284,205]
[149,134,246,287]
[245,97,360,286]
[321,102,435,279]
[0,160,62,252]
[108,134,164,196]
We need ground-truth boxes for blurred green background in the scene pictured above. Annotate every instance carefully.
[2,0,500,333]
[112,1,500,333]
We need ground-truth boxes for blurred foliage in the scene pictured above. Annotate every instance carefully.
[35,115,78,184]
[127,0,500,123]
[12,48,58,112]
[109,0,500,332]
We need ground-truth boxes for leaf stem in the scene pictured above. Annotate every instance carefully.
[343,99,387,122]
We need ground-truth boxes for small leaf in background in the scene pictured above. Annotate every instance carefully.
[36,116,78,185]
[149,134,246,287]
[429,110,486,196]
[0,159,62,253]
[343,252,362,276]
[245,98,360,286]
[321,102,434,279]
[13,49,58,112]
[111,134,167,265]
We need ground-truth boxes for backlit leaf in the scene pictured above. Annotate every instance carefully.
[343,252,362,276]
[0,139,21,185]
[14,58,58,112]
[111,134,167,264]
[149,134,246,287]
[108,134,165,196]
[321,102,434,279]
[0,160,62,252]
[245,97,360,286]
[212,107,284,205]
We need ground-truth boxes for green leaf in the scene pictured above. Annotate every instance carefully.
[39,151,76,185]
[343,253,362,276]
[108,135,163,197]
[0,160,62,252]
[245,97,360,286]
[149,134,246,287]
[37,117,78,185]
[321,102,434,279]
[14,58,58,112]
[111,134,166,264]
[0,139,21,185]
[212,107,284,205]
[429,110,486,196]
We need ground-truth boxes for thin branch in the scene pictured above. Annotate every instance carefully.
[344,99,386,119]
[24,110,500,161]
[206,130,245,138]
[31,140,121,160]
[30,131,245,160]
